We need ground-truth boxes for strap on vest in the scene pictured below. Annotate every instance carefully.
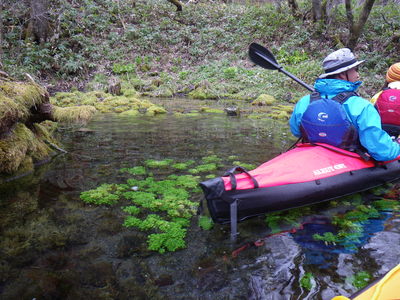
[223,166,259,190]
[332,91,358,104]
[309,92,321,102]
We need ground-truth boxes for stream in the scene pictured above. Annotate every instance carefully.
[1,108,400,300]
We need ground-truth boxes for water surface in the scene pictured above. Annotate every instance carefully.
[1,112,399,299]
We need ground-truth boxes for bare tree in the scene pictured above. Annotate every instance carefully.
[29,0,49,44]
[287,0,299,17]
[0,0,3,66]
[312,0,322,21]
[167,0,183,11]
[345,0,376,49]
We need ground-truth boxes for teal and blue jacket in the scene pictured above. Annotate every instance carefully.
[289,78,400,161]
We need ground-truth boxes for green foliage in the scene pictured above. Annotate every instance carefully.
[2,0,399,102]
[145,159,174,168]
[372,199,399,211]
[265,207,311,233]
[202,155,222,164]
[79,154,262,253]
[80,183,123,205]
[120,166,147,175]
[313,232,338,245]
[122,205,141,215]
[312,203,389,249]
[189,163,218,174]
[300,272,314,291]
[112,63,136,74]
[198,216,214,230]
[351,271,371,289]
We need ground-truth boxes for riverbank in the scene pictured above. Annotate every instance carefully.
[2,1,399,103]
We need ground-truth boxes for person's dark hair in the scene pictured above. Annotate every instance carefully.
[382,81,389,89]
[325,75,337,79]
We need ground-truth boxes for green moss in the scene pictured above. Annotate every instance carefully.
[188,87,209,100]
[199,107,225,114]
[53,105,97,124]
[252,94,276,106]
[0,123,53,174]
[51,90,166,116]
[120,109,140,117]
[145,105,167,116]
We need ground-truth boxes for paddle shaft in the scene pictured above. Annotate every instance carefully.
[250,45,315,92]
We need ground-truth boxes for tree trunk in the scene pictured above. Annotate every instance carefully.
[312,0,322,22]
[345,0,376,50]
[29,0,49,44]
[287,0,299,17]
[0,0,3,65]
[167,0,183,11]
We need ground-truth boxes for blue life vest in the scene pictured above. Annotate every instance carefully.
[300,92,362,151]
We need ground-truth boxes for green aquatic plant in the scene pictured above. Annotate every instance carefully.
[123,214,187,253]
[120,166,147,175]
[312,203,384,248]
[351,271,371,289]
[201,155,222,164]
[168,174,200,190]
[372,199,400,211]
[189,163,218,174]
[198,216,214,230]
[122,205,141,215]
[80,184,122,205]
[313,232,338,245]
[144,159,174,168]
[300,272,314,291]
[80,156,255,253]
[265,207,311,233]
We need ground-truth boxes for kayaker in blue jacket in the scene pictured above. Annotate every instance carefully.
[289,48,400,161]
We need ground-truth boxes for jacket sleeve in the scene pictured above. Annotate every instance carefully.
[348,99,400,161]
[289,95,310,138]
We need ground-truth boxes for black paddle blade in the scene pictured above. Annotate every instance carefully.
[248,43,280,70]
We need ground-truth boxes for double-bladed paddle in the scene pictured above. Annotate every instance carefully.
[248,42,315,92]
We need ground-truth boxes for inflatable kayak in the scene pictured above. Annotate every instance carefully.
[332,264,400,300]
[200,143,400,228]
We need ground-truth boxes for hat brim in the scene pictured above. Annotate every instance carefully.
[319,60,365,79]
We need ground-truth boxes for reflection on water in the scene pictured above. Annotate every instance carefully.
[0,112,399,299]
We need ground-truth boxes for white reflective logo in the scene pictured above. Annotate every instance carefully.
[319,132,327,137]
[389,96,397,102]
[318,112,328,122]
[313,163,347,176]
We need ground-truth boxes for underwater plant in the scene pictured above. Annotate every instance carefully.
[80,155,257,253]
[300,272,314,291]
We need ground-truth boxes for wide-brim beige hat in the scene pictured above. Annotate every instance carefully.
[319,48,365,79]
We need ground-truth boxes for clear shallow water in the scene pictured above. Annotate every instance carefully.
[1,112,400,299]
